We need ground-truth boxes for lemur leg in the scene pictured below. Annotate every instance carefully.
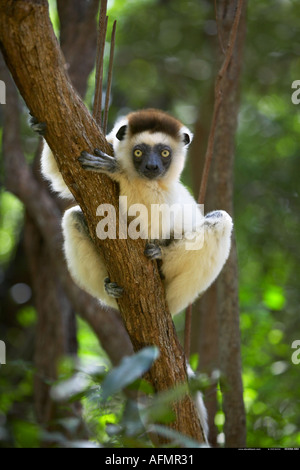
[161,210,233,315]
[40,143,75,199]
[29,116,74,200]
[62,206,122,310]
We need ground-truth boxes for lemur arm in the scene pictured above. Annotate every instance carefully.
[160,210,232,315]
[78,149,119,173]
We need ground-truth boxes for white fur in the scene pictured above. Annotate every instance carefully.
[62,206,118,310]
[41,143,74,200]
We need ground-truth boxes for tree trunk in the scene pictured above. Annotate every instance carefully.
[0,0,205,443]
[190,0,247,447]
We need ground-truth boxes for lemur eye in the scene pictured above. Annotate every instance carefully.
[134,149,143,158]
[161,149,170,158]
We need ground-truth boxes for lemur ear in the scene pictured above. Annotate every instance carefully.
[183,133,191,146]
[116,125,127,141]
[181,127,193,147]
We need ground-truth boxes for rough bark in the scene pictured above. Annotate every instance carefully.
[190,0,247,447]
[0,0,204,443]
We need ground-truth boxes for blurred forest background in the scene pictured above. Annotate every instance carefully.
[0,0,300,448]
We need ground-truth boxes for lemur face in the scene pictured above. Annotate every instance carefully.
[113,109,192,181]
[132,141,172,180]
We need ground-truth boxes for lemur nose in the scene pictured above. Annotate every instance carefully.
[146,163,159,171]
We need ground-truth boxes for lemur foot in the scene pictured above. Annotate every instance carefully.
[104,277,124,299]
[29,115,47,136]
[144,243,162,260]
[204,210,232,232]
[78,149,119,173]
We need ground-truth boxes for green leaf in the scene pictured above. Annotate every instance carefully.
[17,306,36,327]
[189,353,199,372]
[263,285,286,311]
[101,346,159,400]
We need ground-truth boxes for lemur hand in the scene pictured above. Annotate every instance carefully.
[78,149,119,173]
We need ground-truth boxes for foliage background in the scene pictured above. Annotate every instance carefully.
[1,0,300,447]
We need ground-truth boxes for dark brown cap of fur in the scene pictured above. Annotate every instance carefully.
[127,109,182,140]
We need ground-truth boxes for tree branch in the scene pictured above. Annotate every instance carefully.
[0,0,204,443]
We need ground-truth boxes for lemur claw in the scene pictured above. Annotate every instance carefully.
[204,210,231,232]
[30,115,47,136]
[205,211,223,219]
[144,243,162,260]
[104,277,124,299]
[94,148,107,158]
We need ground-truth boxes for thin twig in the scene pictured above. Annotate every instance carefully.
[103,20,117,135]
[93,0,108,126]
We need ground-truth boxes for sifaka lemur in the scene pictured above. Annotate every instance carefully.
[38,108,233,317]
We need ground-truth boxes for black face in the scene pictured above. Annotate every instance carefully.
[132,143,172,180]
